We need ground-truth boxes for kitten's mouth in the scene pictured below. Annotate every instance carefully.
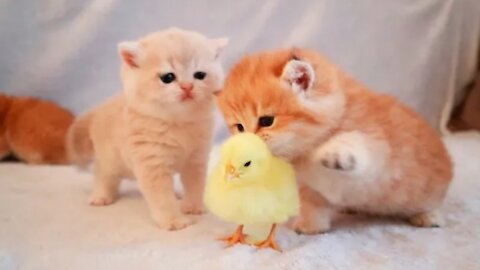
[180,94,194,102]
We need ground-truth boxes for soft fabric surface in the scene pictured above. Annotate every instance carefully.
[1,1,479,133]
[1,132,479,270]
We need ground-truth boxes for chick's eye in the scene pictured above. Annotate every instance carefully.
[194,71,206,80]
[258,116,275,127]
[244,161,251,167]
[235,124,245,132]
[159,73,176,84]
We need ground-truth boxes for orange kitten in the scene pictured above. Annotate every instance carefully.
[217,49,452,234]
[0,93,73,164]
[67,28,228,230]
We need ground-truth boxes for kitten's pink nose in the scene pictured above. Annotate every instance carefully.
[179,82,193,92]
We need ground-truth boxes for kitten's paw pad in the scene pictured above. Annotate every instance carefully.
[317,146,356,171]
[181,200,205,215]
[88,196,115,206]
[289,217,330,235]
[155,215,195,231]
[408,212,444,228]
[314,132,374,174]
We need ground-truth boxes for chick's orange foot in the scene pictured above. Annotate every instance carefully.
[254,224,282,252]
[255,238,282,252]
[218,225,248,247]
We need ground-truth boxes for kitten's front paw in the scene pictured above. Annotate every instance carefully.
[316,143,357,171]
[89,196,115,206]
[181,199,205,215]
[288,216,331,235]
[153,214,194,231]
[88,192,116,206]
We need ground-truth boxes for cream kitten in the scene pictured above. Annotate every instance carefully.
[217,48,452,234]
[67,28,228,230]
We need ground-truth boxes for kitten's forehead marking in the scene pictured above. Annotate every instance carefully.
[156,53,207,81]
[145,32,211,72]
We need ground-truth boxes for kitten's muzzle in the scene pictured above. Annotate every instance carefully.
[179,82,193,92]
[179,82,194,101]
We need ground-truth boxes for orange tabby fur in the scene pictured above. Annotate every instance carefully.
[0,93,74,164]
[66,28,227,230]
[217,49,453,234]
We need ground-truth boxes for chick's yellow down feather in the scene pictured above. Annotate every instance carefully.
[204,132,300,226]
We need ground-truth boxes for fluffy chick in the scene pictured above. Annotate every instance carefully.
[204,132,299,251]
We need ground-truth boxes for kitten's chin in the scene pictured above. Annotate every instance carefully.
[163,99,213,118]
[127,97,213,121]
[267,140,304,162]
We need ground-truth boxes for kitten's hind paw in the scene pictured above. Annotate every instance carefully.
[408,211,444,228]
[289,216,331,235]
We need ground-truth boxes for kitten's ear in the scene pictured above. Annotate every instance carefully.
[118,41,141,68]
[281,59,316,93]
[210,37,229,59]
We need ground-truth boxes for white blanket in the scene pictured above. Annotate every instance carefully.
[1,132,479,270]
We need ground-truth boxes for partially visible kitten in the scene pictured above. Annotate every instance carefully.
[217,49,452,234]
[0,93,73,164]
[66,28,228,230]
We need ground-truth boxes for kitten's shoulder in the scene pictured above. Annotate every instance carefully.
[87,93,126,132]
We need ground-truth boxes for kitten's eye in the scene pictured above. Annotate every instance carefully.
[193,71,207,80]
[258,116,275,127]
[235,124,245,132]
[159,73,176,84]
[244,161,251,167]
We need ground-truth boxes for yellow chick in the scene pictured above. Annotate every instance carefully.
[204,132,299,251]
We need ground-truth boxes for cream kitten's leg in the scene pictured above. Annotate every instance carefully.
[290,186,332,234]
[408,210,445,228]
[89,163,121,206]
[137,169,193,230]
[180,154,206,215]
[314,131,388,179]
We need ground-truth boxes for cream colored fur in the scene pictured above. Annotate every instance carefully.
[67,28,227,230]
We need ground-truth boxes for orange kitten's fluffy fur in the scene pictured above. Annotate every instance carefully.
[217,49,452,234]
[67,28,228,230]
[0,93,73,164]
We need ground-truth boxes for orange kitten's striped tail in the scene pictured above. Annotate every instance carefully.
[66,113,94,169]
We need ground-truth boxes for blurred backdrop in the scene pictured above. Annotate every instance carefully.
[0,0,479,141]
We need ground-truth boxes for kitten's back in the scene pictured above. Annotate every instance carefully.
[1,94,74,164]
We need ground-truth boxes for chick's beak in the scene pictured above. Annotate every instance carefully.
[225,162,239,182]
